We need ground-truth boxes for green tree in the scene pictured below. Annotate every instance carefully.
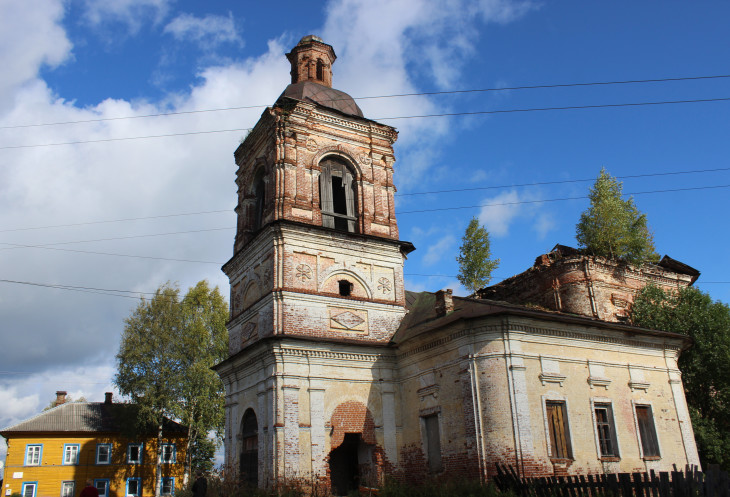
[456,217,500,293]
[175,281,228,485]
[576,168,659,264]
[631,285,730,470]
[115,281,228,496]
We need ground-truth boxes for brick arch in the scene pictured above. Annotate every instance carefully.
[329,400,376,450]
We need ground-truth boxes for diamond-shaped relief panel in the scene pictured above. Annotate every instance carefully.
[329,307,368,333]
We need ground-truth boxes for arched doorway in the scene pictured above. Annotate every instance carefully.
[240,409,258,486]
[329,433,374,496]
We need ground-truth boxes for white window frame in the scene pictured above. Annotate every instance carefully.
[541,393,575,460]
[160,443,176,464]
[24,445,42,466]
[96,443,112,465]
[21,482,37,497]
[62,443,80,465]
[126,477,142,497]
[590,398,621,459]
[127,443,143,464]
[94,479,110,497]
[632,400,662,459]
[61,481,75,497]
[161,477,175,496]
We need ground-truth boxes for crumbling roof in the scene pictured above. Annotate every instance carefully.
[280,81,364,117]
[0,402,186,435]
[394,290,689,346]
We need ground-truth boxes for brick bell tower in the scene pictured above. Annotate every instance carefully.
[223,35,413,354]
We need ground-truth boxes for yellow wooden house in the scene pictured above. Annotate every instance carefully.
[1,392,187,497]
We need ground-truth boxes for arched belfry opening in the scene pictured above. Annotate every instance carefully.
[240,409,258,486]
[320,157,357,232]
[252,169,265,231]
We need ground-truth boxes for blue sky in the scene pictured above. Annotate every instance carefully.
[1,0,729,469]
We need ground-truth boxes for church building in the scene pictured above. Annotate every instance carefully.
[213,36,700,494]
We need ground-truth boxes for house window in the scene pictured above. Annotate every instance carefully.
[546,401,572,459]
[161,477,175,495]
[422,413,442,472]
[21,482,37,497]
[96,443,112,464]
[24,445,42,466]
[594,403,619,457]
[161,443,176,463]
[128,443,143,464]
[316,59,325,81]
[94,479,110,497]
[320,158,357,232]
[635,404,660,458]
[63,444,80,465]
[126,478,142,497]
[61,481,75,497]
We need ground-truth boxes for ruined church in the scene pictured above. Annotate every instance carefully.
[214,36,700,494]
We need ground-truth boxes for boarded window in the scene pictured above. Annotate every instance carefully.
[423,414,442,472]
[635,405,660,457]
[320,158,357,232]
[594,403,619,457]
[546,401,572,459]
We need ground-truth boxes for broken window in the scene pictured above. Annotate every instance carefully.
[594,403,619,457]
[635,405,660,458]
[546,401,572,459]
[253,170,265,231]
[320,158,357,232]
[338,280,353,297]
[422,414,442,472]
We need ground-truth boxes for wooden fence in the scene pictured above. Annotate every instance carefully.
[493,463,730,497]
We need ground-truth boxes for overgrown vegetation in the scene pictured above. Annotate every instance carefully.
[115,280,228,495]
[576,168,658,264]
[631,284,730,471]
[456,217,500,293]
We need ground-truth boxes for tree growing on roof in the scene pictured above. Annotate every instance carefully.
[631,284,730,470]
[456,217,500,293]
[576,168,659,264]
[115,281,228,495]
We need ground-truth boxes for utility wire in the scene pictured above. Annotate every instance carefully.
[2,96,729,150]
[2,166,726,234]
[2,73,728,130]
[0,243,225,264]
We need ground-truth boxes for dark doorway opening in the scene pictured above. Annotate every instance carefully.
[240,409,258,487]
[329,433,373,496]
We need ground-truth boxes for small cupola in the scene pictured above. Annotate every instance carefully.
[286,35,336,87]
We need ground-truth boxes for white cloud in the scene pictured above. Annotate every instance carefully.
[478,189,556,238]
[0,0,72,111]
[422,234,456,266]
[163,12,242,49]
[82,0,173,33]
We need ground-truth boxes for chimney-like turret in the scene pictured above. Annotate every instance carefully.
[286,35,336,87]
[104,392,113,404]
[435,289,454,316]
[55,390,67,406]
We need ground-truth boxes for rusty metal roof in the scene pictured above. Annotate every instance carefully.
[280,81,364,117]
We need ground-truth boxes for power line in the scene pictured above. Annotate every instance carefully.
[2,96,730,150]
[2,166,726,234]
[2,73,728,130]
[397,184,730,214]
[0,243,225,264]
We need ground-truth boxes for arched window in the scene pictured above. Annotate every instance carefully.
[240,409,258,486]
[320,157,357,232]
[253,170,265,231]
[316,59,325,81]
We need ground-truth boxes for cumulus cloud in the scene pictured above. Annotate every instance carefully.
[422,234,456,266]
[478,189,556,238]
[82,0,173,33]
[163,12,243,49]
[0,0,72,110]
